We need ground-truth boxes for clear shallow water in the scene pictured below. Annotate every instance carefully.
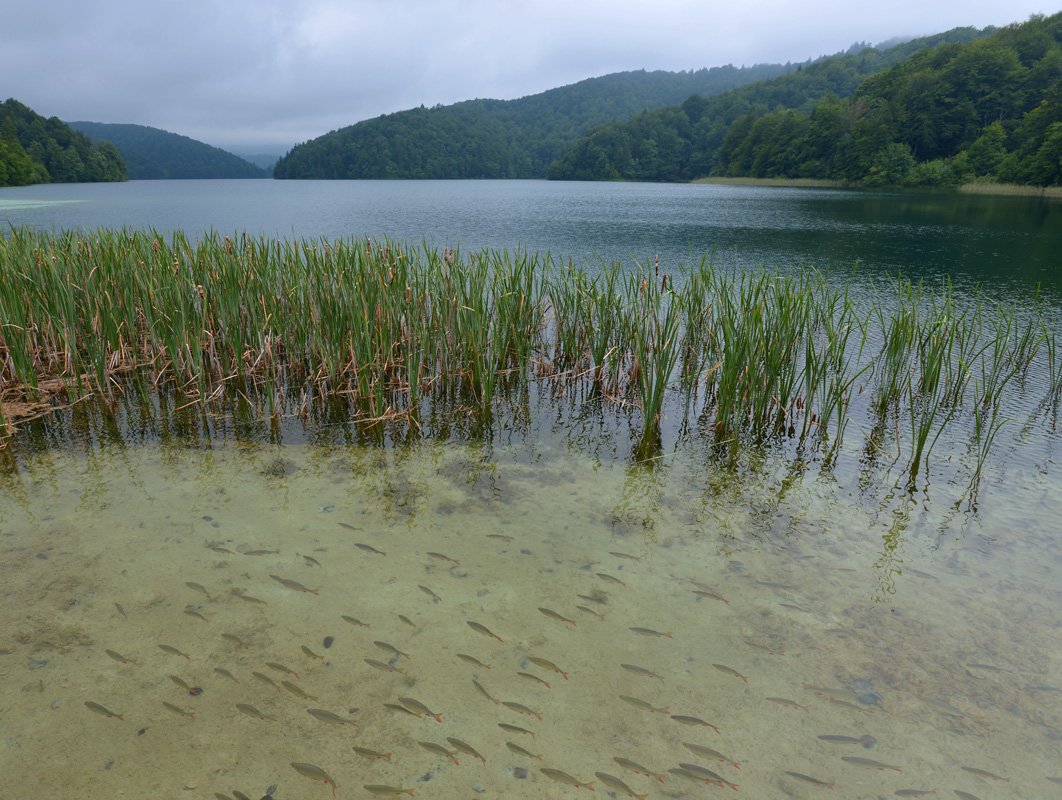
[1,426,1060,799]
[1,180,1061,297]
[2,178,1061,799]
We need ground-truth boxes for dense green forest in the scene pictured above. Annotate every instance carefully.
[0,99,126,186]
[549,14,1062,186]
[273,65,799,179]
[69,122,268,179]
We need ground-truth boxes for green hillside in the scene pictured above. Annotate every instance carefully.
[273,64,797,179]
[0,99,126,186]
[549,15,1062,187]
[68,122,268,179]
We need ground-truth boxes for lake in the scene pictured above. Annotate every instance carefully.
[1,179,1060,799]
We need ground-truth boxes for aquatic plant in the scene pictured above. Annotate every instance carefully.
[0,227,1055,497]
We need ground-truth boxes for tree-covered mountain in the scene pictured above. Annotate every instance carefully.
[549,14,1062,187]
[273,65,799,179]
[68,122,268,179]
[0,99,126,187]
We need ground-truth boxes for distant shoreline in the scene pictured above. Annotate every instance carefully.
[693,176,1062,198]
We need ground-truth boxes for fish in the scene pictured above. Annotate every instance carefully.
[399,696,442,722]
[618,695,670,714]
[503,700,542,720]
[830,698,874,714]
[677,763,739,790]
[473,679,501,705]
[235,703,275,721]
[486,534,513,541]
[457,653,492,670]
[162,701,195,719]
[281,680,318,700]
[467,621,504,642]
[265,662,299,675]
[446,737,486,763]
[221,633,248,648]
[802,684,860,702]
[252,671,280,689]
[960,766,1008,781]
[596,573,627,587]
[169,675,192,691]
[241,549,279,556]
[670,715,721,733]
[307,708,357,726]
[527,656,569,680]
[364,658,403,674]
[712,663,748,683]
[185,581,213,600]
[206,543,234,554]
[506,741,543,759]
[595,772,648,798]
[158,644,191,660]
[766,697,807,711]
[302,554,321,567]
[355,543,386,555]
[499,723,536,737]
[352,746,392,761]
[232,590,267,604]
[419,585,442,603]
[683,743,741,769]
[613,757,666,783]
[84,701,123,719]
[517,671,552,688]
[426,551,459,564]
[418,741,459,764]
[742,638,782,655]
[383,703,415,716]
[105,649,136,664]
[114,603,127,618]
[184,608,210,622]
[337,522,359,531]
[270,574,319,595]
[620,664,664,682]
[362,786,414,797]
[397,614,417,628]
[373,640,411,659]
[817,734,868,744]
[842,756,902,772]
[576,605,606,620]
[954,793,982,800]
[577,592,609,605]
[894,791,937,797]
[629,627,671,638]
[301,645,324,660]
[669,767,707,784]
[538,607,577,626]
[214,667,238,682]
[964,663,1010,673]
[540,769,595,791]
[291,762,337,798]
[342,615,370,628]
[692,589,731,605]
[785,771,834,788]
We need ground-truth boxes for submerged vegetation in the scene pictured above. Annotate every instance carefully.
[0,228,1058,502]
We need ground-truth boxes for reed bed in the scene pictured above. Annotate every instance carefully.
[0,228,1056,489]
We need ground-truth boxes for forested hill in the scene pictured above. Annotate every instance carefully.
[0,99,126,187]
[69,122,268,179]
[272,65,798,179]
[548,14,1062,186]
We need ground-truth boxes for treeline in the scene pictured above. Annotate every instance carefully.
[548,14,1062,186]
[273,65,797,179]
[68,122,268,179]
[0,99,126,187]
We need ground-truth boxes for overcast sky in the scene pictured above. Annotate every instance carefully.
[2,1,1051,153]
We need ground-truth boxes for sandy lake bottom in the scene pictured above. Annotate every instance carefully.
[1,434,1060,800]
